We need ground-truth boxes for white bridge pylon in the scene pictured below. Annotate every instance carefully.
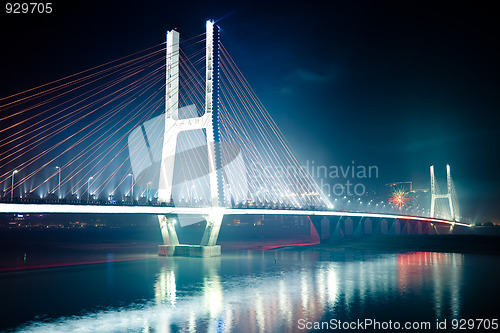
[157,21,221,207]
[156,21,224,249]
[430,164,457,222]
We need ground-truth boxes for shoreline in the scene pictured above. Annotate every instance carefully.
[274,234,500,255]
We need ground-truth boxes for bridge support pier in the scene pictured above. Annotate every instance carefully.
[422,222,437,235]
[201,212,223,247]
[158,215,179,257]
[329,217,343,243]
[158,211,223,257]
[310,216,331,244]
[158,215,179,246]
[353,217,364,238]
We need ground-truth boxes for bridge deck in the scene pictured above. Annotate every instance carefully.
[0,203,471,227]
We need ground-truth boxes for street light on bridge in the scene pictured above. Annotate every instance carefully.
[128,173,134,202]
[88,176,93,201]
[56,166,61,199]
[11,170,18,200]
[146,182,151,201]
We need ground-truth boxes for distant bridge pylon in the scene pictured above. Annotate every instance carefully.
[430,164,459,222]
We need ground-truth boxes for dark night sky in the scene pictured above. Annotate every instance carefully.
[1,1,499,222]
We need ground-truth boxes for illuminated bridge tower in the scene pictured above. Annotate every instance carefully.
[157,21,223,207]
[430,164,456,222]
[156,21,225,256]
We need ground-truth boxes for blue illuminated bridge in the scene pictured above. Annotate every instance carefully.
[0,21,470,257]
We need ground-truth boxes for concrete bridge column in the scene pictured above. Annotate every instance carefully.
[414,221,422,235]
[344,217,354,237]
[157,215,180,256]
[423,222,438,235]
[201,213,223,246]
[379,218,389,235]
[310,216,331,244]
[158,215,180,246]
[353,217,364,238]
[390,219,401,234]
[401,220,412,234]
[364,218,373,235]
[329,216,343,243]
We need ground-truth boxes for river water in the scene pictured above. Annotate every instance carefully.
[1,249,499,332]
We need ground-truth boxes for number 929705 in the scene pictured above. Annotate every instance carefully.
[6,3,52,14]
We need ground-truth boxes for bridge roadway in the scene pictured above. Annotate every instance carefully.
[0,203,471,228]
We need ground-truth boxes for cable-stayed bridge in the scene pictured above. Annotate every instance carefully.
[0,21,469,256]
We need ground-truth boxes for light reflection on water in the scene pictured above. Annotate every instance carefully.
[8,250,496,333]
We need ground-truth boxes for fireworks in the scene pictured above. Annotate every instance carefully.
[389,187,411,209]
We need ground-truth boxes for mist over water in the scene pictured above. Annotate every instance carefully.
[1,249,499,332]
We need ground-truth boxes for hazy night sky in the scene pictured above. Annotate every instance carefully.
[1,1,499,222]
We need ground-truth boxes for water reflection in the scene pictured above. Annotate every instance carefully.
[397,252,463,319]
[155,266,177,306]
[15,251,471,333]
